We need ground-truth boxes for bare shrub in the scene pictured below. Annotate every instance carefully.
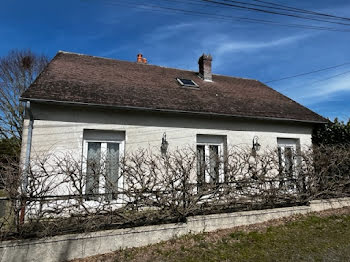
[0,144,349,240]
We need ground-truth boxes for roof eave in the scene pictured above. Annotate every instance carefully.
[20,97,328,124]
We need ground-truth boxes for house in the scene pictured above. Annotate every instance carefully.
[19,51,327,198]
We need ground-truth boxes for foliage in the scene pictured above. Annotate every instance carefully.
[312,118,350,197]
[0,137,20,160]
[313,118,350,146]
[0,137,20,190]
[0,49,48,140]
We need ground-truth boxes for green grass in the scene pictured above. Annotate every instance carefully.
[75,208,350,262]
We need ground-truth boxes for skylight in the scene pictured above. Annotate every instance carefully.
[177,78,199,88]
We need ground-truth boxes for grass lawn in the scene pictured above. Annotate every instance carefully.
[73,207,350,262]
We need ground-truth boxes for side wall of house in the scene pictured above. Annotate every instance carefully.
[21,103,314,163]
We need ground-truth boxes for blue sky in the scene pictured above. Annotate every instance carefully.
[1,0,350,121]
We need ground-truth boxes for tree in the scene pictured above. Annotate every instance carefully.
[312,118,350,146]
[0,49,48,144]
[312,118,350,197]
[0,137,20,188]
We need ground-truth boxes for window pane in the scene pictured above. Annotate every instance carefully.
[86,142,101,198]
[106,143,120,200]
[278,146,295,190]
[285,147,294,177]
[278,146,283,182]
[285,147,295,191]
[197,145,205,187]
[209,145,219,183]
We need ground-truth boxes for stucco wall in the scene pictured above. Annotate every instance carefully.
[21,102,314,161]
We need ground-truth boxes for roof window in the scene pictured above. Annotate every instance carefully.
[177,78,199,88]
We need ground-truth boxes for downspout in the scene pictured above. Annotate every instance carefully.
[24,101,33,190]
[20,101,34,223]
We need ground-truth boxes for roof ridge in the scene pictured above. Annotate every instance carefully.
[57,50,258,82]
[57,50,197,72]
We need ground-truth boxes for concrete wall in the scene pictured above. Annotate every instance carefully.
[21,102,314,161]
[0,198,349,262]
[310,197,350,212]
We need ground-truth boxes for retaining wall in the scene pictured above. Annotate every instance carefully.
[0,198,349,262]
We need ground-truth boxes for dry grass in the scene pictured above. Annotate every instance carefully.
[71,207,350,262]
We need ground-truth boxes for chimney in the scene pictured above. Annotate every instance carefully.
[198,54,212,82]
[137,53,147,64]
[137,53,143,63]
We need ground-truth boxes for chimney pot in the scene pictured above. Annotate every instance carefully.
[198,54,213,82]
[137,53,143,63]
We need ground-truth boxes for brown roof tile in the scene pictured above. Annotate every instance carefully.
[21,51,327,123]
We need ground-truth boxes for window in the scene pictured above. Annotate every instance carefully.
[177,78,199,88]
[277,138,300,190]
[83,130,125,200]
[196,135,226,189]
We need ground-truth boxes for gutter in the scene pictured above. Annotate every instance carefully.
[19,97,328,125]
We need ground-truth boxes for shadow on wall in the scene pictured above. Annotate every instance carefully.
[30,103,313,134]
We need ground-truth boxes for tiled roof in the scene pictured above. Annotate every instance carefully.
[21,51,326,123]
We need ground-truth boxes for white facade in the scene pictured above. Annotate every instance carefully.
[19,102,316,214]
[21,102,313,162]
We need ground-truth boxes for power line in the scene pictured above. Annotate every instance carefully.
[305,69,350,85]
[219,0,350,24]
[253,0,350,22]
[163,0,350,23]
[283,69,350,90]
[265,63,350,83]
[199,0,350,26]
[97,0,350,32]
[162,0,350,24]
[158,0,350,25]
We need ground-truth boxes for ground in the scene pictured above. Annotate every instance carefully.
[71,207,350,262]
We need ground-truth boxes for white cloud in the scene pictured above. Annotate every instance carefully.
[214,34,310,55]
[142,21,313,71]
[202,33,313,69]
[145,22,197,42]
[277,71,350,108]
[300,73,350,100]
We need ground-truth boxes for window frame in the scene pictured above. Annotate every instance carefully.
[176,78,199,88]
[196,138,225,187]
[82,138,125,200]
[277,138,300,191]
